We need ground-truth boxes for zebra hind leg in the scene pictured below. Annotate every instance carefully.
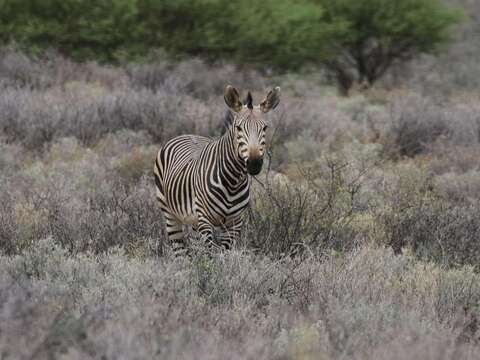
[164,214,188,257]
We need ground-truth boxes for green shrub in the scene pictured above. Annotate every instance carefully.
[0,0,141,62]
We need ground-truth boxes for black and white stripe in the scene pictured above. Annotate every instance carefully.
[154,85,281,255]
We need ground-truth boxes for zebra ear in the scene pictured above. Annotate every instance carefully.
[260,87,281,113]
[224,85,243,112]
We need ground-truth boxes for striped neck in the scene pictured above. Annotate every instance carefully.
[216,125,248,186]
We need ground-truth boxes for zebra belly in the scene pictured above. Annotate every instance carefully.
[165,201,198,227]
[179,213,198,226]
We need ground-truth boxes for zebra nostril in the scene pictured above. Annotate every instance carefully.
[246,158,263,175]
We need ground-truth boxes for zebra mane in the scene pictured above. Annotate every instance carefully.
[245,92,253,109]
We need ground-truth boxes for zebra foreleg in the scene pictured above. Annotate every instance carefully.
[218,218,242,250]
[197,217,219,250]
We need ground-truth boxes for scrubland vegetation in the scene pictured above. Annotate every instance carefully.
[1,0,480,358]
[1,45,480,358]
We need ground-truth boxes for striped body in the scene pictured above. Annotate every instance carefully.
[154,85,280,254]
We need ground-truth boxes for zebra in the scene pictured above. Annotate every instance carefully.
[153,85,281,255]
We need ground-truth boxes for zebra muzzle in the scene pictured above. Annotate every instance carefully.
[246,157,263,175]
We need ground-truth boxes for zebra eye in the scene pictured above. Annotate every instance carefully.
[262,125,268,132]
[235,126,242,132]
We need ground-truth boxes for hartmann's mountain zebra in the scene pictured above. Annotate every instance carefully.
[154,85,281,254]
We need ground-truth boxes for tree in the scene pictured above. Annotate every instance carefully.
[220,0,341,70]
[136,0,341,70]
[0,0,140,62]
[315,0,463,95]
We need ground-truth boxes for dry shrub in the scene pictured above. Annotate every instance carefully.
[1,240,479,359]
[244,160,363,257]
[378,93,480,162]
[374,164,480,268]
[427,144,480,175]
[0,86,223,149]
[0,134,166,256]
[126,57,266,100]
[381,94,451,158]
[38,176,166,255]
[435,170,480,204]
[0,47,129,90]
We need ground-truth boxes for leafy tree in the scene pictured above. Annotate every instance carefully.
[214,0,341,69]
[314,0,463,94]
[0,0,140,61]
[137,0,341,70]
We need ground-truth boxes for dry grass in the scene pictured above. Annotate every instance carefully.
[1,240,479,360]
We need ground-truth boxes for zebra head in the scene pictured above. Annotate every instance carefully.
[224,85,281,176]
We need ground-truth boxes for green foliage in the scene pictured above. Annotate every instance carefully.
[320,0,462,53]
[0,0,463,78]
[3,0,337,65]
[0,0,141,61]
[137,0,339,69]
